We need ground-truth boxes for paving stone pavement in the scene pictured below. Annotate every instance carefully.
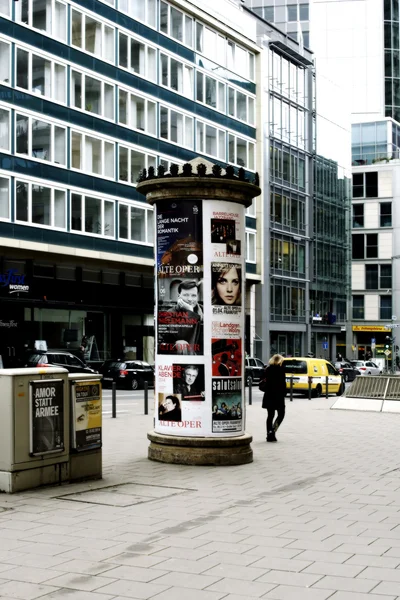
[1,393,400,600]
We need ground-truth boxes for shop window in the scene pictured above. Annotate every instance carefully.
[380,202,392,226]
[352,204,364,228]
[82,269,101,283]
[16,0,67,42]
[352,295,364,319]
[126,273,141,286]
[103,271,119,285]
[56,265,75,280]
[0,176,9,220]
[34,264,55,278]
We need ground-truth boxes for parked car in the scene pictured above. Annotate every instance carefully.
[99,360,154,390]
[350,360,382,376]
[25,351,97,374]
[245,357,265,385]
[283,357,344,397]
[334,361,361,382]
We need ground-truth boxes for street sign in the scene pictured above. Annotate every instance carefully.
[371,338,376,344]
[384,349,391,356]
[385,324,400,328]
[322,341,328,350]
[392,315,397,321]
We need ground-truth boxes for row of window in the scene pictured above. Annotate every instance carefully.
[270,144,306,189]
[3,0,256,83]
[353,203,392,228]
[269,50,307,108]
[270,237,306,275]
[0,174,257,256]
[270,96,306,150]
[270,282,306,321]
[1,37,257,128]
[0,176,154,243]
[270,191,306,232]
[352,295,392,320]
[1,106,256,171]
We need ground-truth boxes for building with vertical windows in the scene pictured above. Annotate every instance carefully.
[0,0,260,367]
[351,120,400,362]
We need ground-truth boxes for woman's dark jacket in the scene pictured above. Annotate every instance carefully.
[261,364,286,408]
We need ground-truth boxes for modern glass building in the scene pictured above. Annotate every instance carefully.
[0,0,260,366]
[352,119,400,166]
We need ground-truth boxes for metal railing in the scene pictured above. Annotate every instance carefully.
[346,376,400,400]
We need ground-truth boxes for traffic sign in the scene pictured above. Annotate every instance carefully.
[322,342,328,350]
[384,349,391,356]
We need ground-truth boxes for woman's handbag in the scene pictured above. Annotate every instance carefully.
[259,378,268,392]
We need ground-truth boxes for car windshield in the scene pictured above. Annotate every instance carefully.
[353,361,364,367]
[106,362,126,369]
[28,353,47,364]
[284,360,307,374]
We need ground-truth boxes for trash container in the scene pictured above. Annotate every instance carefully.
[0,367,69,493]
[69,373,102,482]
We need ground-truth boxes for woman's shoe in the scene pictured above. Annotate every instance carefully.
[267,430,277,442]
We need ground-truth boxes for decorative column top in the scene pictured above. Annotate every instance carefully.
[136,158,261,207]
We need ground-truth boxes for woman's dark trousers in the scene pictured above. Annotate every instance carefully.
[266,403,285,433]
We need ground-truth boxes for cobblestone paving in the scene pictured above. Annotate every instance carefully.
[1,394,400,600]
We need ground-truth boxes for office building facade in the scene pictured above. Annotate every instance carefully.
[0,0,260,366]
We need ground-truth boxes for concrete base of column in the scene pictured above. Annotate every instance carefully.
[147,431,253,466]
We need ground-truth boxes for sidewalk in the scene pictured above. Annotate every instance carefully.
[1,394,400,600]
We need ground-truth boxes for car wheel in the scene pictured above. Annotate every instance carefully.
[344,373,349,383]
[312,384,322,398]
[131,378,139,390]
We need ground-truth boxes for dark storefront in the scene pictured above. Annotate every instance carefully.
[0,252,155,368]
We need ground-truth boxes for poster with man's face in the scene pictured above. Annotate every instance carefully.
[172,363,205,401]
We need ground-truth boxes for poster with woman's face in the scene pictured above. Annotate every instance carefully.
[211,262,242,316]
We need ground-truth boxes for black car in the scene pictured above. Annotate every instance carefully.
[334,361,361,382]
[25,351,97,374]
[99,360,154,390]
[245,357,265,385]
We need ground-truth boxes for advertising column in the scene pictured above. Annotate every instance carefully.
[155,199,245,438]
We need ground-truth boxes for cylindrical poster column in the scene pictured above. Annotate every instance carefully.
[137,161,261,465]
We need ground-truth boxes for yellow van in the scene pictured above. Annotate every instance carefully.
[282,357,344,397]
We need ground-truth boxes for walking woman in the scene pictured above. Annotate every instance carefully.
[262,354,287,442]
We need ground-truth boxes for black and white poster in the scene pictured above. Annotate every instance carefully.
[30,379,64,455]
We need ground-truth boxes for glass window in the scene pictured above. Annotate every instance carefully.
[171,7,183,41]
[0,41,10,84]
[32,119,51,161]
[380,264,392,289]
[0,177,9,220]
[352,295,364,319]
[0,0,10,17]
[85,75,101,114]
[299,4,309,20]
[85,196,102,234]
[366,172,378,197]
[16,48,29,89]
[366,233,378,258]
[119,204,128,239]
[352,234,364,259]
[71,193,82,231]
[287,5,297,21]
[16,181,28,222]
[16,114,29,155]
[32,184,51,225]
[71,9,82,47]
[131,207,146,241]
[104,201,114,237]
[366,264,378,289]
[0,108,9,151]
[380,296,392,320]
[352,173,364,198]
[352,204,364,228]
[54,189,66,228]
[380,202,392,226]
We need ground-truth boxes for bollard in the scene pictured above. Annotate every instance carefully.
[112,381,117,418]
[290,376,293,401]
[308,376,312,400]
[144,381,149,415]
[325,375,329,399]
[248,379,252,405]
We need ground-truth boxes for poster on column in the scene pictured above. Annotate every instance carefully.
[211,262,242,316]
[212,378,243,433]
[156,360,206,435]
[156,201,204,355]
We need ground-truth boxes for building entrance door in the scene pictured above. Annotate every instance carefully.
[0,305,26,367]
